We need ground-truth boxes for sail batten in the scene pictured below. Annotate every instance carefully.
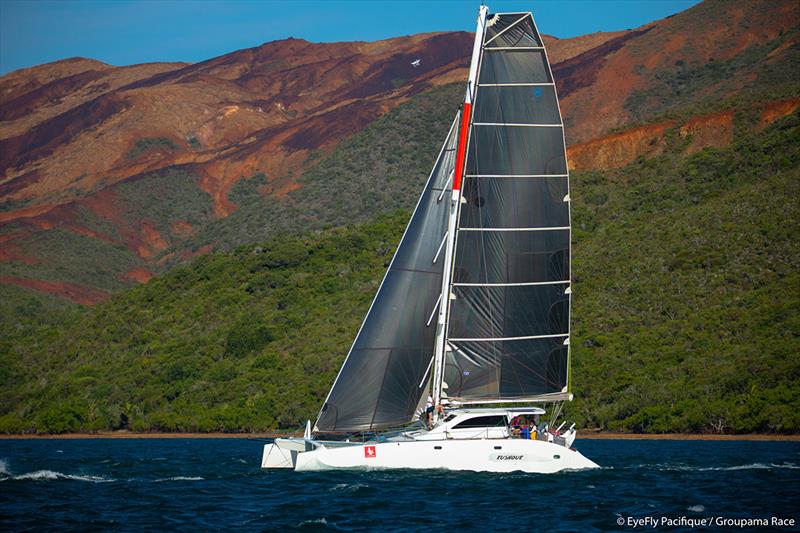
[443,11,572,403]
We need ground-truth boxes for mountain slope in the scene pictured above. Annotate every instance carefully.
[1,0,799,434]
[2,110,797,434]
[555,0,800,142]
[1,0,798,306]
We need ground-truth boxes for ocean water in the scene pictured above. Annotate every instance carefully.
[1,438,798,531]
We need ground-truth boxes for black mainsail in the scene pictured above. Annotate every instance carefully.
[314,8,571,434]
[444,12,571,403]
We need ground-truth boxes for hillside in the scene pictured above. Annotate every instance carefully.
[1,0,799,434]
[2,110,797,434]
[1,0,798,305]
[0,32,473,303]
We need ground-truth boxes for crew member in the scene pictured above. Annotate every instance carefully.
[425,395,434,430]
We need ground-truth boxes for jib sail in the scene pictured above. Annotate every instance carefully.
[314,117,459,433]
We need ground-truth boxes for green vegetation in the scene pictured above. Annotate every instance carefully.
[114,169,215,244]
[126,137,178,159]
[1,112,798,434]
[0,228,140,292]
[567,111,800,433]
[0,213,405,433]
[227,173,268,207]
[0,169,215,296]
[187,136,201,150]
[0,197,31,213]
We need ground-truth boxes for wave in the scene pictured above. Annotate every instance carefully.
[3,469,114,483]
[154,476,204,482]
[297,518,327,527]
[688,505,705,512]
[330,482,368,493]
[0,459,10,476]
[633,462,799,472]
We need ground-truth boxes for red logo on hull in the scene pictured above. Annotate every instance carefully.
[364,445,376,458]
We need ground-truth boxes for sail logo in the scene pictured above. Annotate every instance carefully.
[364,445,377,458]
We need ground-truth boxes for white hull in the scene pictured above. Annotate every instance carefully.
[263,438,598,473]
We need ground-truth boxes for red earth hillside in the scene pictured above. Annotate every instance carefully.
[1,0,798,304]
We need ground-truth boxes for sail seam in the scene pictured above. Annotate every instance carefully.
[479,82,554,87]
[453,280,569,287]
[484,46,544,51]
[458,226,570,232]
[473,122,562,127]
[465,174,568,178]
[449,333,569,342]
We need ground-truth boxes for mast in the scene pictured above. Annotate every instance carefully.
[431,4,489,409]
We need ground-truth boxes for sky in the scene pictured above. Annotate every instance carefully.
[0,0,701,75]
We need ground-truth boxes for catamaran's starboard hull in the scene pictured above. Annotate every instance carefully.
[263,439,599,473]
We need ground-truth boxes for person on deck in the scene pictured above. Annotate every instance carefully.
[425,395,434,430]
[520,418,531,440]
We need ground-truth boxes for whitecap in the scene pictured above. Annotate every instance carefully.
[636,462,780,472]
[329,482,367,493]
[688,505,705,512]
[772,462,800,470]
[0,459,10,476]
[697,463,772,471]
[154,476,204,482]
[5,470,113,482]
[297,518,327,527]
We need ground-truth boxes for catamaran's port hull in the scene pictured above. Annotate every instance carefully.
[263,439,599,473]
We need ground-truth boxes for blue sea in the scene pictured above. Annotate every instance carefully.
[1,438,798,531]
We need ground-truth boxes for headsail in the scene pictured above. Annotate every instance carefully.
[314,117,459,433]
[443,12,572,403]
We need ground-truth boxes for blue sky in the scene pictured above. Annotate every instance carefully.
[0,0,701,75]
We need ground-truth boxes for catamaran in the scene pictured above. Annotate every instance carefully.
[262,6,599,473]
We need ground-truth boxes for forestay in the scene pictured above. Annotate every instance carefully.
[443,12,572,402]
[315,117,459,433]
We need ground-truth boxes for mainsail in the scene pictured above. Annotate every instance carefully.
[315,118,459,433]
[314,8,571,434]
[443,12,571,403]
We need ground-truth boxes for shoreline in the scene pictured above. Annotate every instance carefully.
[1,432,798,441]
[0,432,286,440]
[582,433,800,441]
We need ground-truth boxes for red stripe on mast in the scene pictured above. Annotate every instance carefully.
[452,102,471,191]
